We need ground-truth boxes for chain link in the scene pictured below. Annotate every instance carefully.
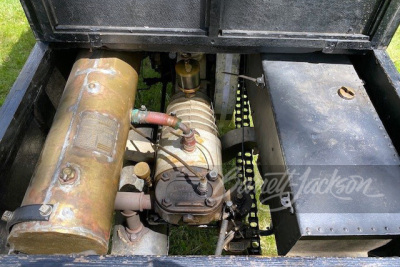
[234,76,261,255]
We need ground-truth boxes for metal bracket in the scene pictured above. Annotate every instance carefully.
[222,72,265,88]
[280,192,294,214]
[4,204,53,233]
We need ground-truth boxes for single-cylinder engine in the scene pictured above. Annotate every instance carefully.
[154,92,224,225]
[7,50,140,254]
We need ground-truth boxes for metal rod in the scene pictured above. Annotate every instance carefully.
[215,219,229,256]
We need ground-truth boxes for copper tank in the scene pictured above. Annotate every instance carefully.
[8,50,140,254]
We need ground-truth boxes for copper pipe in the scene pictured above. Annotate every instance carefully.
[114,192,152,211]
[131,110,191,134]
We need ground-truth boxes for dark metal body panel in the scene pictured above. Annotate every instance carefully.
[1,255,400,266]
[20,0,400,53]
[246,53,400,256]
[352,50,400,153]
[222,0,378,34]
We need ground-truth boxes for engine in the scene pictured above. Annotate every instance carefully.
[154,92,224,225]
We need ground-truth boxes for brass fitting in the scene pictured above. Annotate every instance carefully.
[175,59,200,97]
[134,162,152,187]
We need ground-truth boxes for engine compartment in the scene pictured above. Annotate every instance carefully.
[1,47,400,257]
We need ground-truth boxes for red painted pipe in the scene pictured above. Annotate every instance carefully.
[131,109,196,152]
[131,109,190,134]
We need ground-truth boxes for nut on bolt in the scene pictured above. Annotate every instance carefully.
[39,204,53,217]
[59,166,76,183]
[1,210,13,222]
[205,198,216,207]
[161,172,170,182]
[162,198,172,207]
[207,169,218,181]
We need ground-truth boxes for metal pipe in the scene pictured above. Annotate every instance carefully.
[215,219,229,256]
[131,109,191,134]
[114,192,152,211]
[121,211,143,233]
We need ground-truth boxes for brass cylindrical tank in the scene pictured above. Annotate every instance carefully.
[8,50,140,254]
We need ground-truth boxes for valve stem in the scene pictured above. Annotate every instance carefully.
[197,178,208,195]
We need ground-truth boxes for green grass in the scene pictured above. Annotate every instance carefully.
[388,27,400,70]
[1,0,400,257]
[0,0,35,106]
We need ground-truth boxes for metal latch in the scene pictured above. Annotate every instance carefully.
[222,72,265,88]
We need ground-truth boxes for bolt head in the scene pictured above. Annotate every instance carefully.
[207,170,218,181]
[59,166,78,184]
[60,167,75,181]
[140,105,147,111]
[62,167,72,176]
[205,198,216,207]
[162,198,172,207]
[226,201,233,208]
[161,172,170,182]
[39,204,53,217]
[1,211,13,222]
